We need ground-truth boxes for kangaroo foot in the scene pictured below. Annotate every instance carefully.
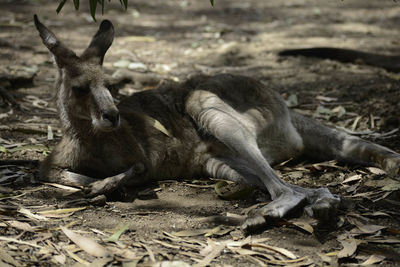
[85,163,145,197]
[242,186,340,232]
[242,189,306,232]
[302,187,340,220]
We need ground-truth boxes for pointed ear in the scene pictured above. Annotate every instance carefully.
[81,20,114,65]
[34,15,78,68]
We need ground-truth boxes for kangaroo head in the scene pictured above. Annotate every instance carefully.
[34,15,120,132]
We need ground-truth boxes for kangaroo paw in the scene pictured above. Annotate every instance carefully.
[242,187,340,233]
[242,190,306,232]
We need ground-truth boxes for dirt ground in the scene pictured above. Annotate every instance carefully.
[1,0,400,266]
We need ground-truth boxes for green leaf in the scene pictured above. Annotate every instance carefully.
[210,0,214,6]
[0,145,7,153]
[56,0,68,14]
[8,144,49,153]
[119,0,128,10]
[105,223,131,242]
[101,0,105,14]
[73,0,80,10]
[90,0,97,21]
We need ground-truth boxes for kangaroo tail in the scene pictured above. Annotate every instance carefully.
[279,47,400,73]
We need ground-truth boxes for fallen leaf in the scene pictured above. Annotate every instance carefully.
[194,240,225,267]
[120,36,156,42]
[6,220,35,232]
[0,236,42,248]
[37,207,86,215]
[8,144,49,153]
[364,177,397,188]
[60,226,109,257]
[337,238,357,258]
[382,182,400,191]
[342,174,362,184]
[347,217,387,234]
[332,105,346,118]
[105,222,131,242]
[53,254,66,265]
[44,183,81,192]
[64,248,90,265]
[0,247,20,266]
[363,238,400,244]
[248,243,297,259]
[316,95,338,102]
[287,218,314,234]
[47,125,53,140]
[360,255,385,265]
[18,207,48,221]
[362,211,391,218]
[366,167,386,175]
[170,228,211,237]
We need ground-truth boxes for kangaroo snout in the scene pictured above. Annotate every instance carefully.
[101,109,120,128]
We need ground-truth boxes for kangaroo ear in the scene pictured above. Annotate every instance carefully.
[34,15,78,68]
[81,20,114,65]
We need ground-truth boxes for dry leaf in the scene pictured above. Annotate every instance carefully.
[366,167,386,175]
[0,247,20,266]
[0,236,42,248]
[44,183,81,192]
[342,174,362,184]
[105,222,131,242]
[6,220,35,232]
[347,217,386,234]
[60,226,109,257]
[363,238,400,244]
[287,219,314,234]
[249,243,297,259]
[194,240,225,267]
[18,207,48,221]
[170,229,212,237]
[38,207,86,215]
[360,255,385,265]
[65,248,90,265]
[337,238,357,258]
[382,182,400,191]
[53,254,66,265]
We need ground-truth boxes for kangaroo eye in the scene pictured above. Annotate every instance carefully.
[72,86,90,96]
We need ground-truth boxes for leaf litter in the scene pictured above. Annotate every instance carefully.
[1,1,400,266]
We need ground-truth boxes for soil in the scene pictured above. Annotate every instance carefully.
[0,0,400,266]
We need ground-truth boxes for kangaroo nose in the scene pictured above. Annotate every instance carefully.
[102,110,120,127]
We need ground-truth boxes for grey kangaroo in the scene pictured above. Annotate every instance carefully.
[34,15,400,231]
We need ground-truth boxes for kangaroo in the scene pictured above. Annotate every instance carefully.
[279,47,400,73]
[34,15,400,232]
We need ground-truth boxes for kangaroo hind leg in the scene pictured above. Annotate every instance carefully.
[187,89,339,231]
[291,111,400,178]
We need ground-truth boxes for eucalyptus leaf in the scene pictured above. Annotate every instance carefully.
[120,0,128,10]
[90,0,97,21]
[73,0,80,10]
[0,146,7,153]
[56,0,68,14]
[105,222,131,242]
